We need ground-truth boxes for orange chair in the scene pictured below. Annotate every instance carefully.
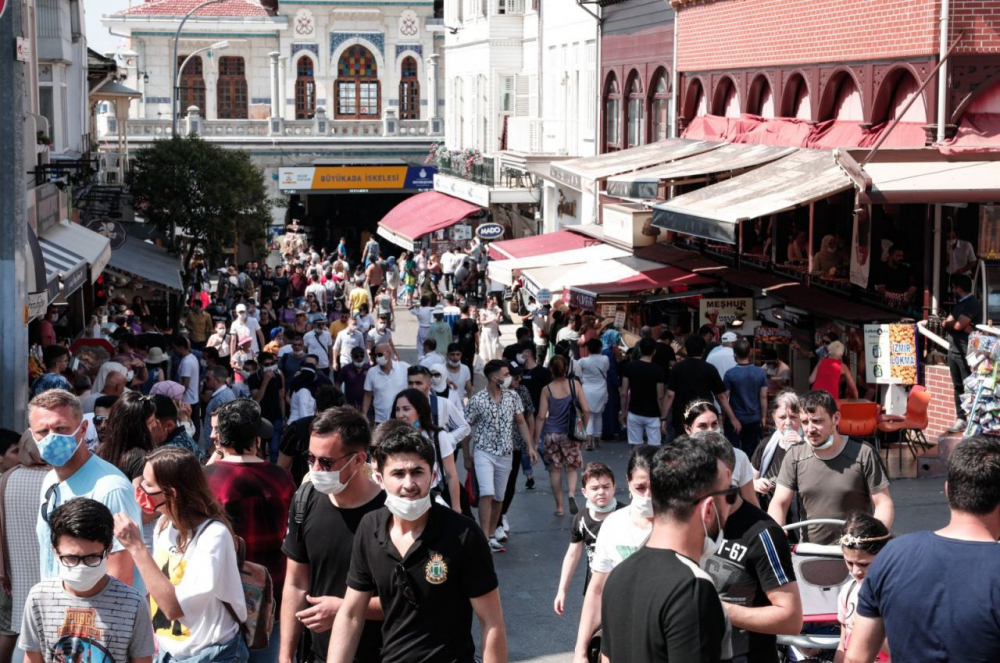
[878,385,933,460]
[837,401,881,447]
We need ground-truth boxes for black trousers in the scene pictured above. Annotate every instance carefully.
[948,349,971,416]
[501,449,522,516]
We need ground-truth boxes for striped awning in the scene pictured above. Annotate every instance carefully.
[38,221,111,300]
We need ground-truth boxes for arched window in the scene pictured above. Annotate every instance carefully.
[295,56,316,119]
[625,74,644,148]
[603,73,621,152]
[399,56,420,120]
[335,45,380,119]
[217,56,248,119]
[785,75,810,120]
[748,76,774,118]
[715,78,740,117]
[177,55,205,117]
[827,74,862,122]
[649,69,669,142]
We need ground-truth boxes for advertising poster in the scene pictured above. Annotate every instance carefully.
[698,298,754,329]
[864,323,918,385]
[850,206,871,288]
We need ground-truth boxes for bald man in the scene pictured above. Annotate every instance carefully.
[81,371,126,414]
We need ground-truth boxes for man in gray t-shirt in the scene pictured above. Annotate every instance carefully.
[767,391,893,544]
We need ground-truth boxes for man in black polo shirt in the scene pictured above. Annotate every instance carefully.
[664,334,742,438]
[329,427,506,663]
[280,407,385,663]
[943,274,982,432]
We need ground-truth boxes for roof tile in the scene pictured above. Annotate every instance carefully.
[118,0,272,18]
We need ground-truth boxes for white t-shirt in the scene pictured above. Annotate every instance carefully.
[411,306,434,327]
[290,386,317,423]
[364,361,410,423]
[734,447,754,488]
[304,329,333,369]
[152,520,246,659]
[532,311,549,343]
[590,507,652,574]
[707,346,737,379]
[230,317,261,354]
[334,328,366,365]
[177,354,200,404]
[444,362,472,405]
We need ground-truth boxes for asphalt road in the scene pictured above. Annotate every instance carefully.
[391,306,952,662]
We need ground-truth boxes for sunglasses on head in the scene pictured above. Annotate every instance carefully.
[691,485,740,506]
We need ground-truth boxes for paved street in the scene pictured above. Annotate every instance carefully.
[391,303,952,662]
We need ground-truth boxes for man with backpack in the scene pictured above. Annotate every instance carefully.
[280,408,385,663]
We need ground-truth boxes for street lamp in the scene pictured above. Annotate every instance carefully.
[171,0,228,136]
[173,40,230,134]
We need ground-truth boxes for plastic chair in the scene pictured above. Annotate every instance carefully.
[878,385,933,461]
[837,402,881,438]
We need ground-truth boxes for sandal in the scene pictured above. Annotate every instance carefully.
[554,511,564,517]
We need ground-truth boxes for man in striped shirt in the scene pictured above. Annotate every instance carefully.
[697,431,802,663]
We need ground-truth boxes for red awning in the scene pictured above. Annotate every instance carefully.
[573,264,715,297]
[376,192,481,251]
[684,114,926,150]
[938,113,1000,156]
[487,229,597,260]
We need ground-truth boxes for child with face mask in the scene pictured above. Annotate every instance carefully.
[22,497,154,663]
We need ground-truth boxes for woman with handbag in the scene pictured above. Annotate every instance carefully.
[534,355,590,516]
[113,446,248,663]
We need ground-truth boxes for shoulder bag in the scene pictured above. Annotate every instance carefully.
[567,379,587,442]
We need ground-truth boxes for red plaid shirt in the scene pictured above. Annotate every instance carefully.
[205,462,296,602]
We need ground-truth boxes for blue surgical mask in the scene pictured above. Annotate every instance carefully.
[37,422,84,467]
[813,433,835,451]
[586,499,617,514]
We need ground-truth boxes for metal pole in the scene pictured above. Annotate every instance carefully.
[171,0,227,136]
[932,0,952,315]
[0,0,29,428]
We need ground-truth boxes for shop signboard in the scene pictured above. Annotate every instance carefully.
[536,288,552,304]
[451,224,472,241]
[569,289,596,312]
[864,323,918,385]
[433,173,491,207]
[27,293,47,320]
[278,166,437,192]
[698,297,753,328]
[475,222,504,241]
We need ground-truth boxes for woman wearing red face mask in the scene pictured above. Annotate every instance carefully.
[114,447,248,663]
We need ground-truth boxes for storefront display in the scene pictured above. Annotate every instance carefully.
[961,330,1000,436]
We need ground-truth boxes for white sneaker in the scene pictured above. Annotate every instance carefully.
[501,515,510,533]
[488,537,506,553]
[494,526,508,542]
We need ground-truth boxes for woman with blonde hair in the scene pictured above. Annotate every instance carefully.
[810,340,858,399]
[113,447,247,663]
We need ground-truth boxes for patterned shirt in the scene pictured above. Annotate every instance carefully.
[464,388,524,456]
[203,462,296,602]
[21,577,154,663]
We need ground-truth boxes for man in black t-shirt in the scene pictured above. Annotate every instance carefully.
[329,427,505,663]
[453,305,480,371]
[652,330,676,378]
[697,432,801,663]
[245,351,285,462]
[601,436,730,663]
[502,327,531,363]
[620,337,667,446]
[664,334,742,436]
[281,407,386,663]
[943,274,982,432]
[518,343,552,412]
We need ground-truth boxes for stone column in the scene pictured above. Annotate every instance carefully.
[426,54,439,120]
[278,55,288,120]
[269,52,280,118]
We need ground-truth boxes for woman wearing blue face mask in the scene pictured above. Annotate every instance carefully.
[392,388,461,514]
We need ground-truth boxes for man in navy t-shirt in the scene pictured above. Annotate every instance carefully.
[723,340,768,457]
[847,435,1000,663]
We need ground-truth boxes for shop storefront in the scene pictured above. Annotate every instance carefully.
[432,172,539,241]
[376,190,486,253]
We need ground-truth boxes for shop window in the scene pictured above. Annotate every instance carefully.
[625,74,644,148]
[336,45,380,119]
[217,56,248,119]
[603,72,621,152]
[399,56,420,120]
[649,69,669,142]
[177,55,206,117]
[295,56,316,119]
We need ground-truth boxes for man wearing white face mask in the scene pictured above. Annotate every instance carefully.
[328,427,506,663]
[769,390,893,544]
[21,497,154,663]
[281,408,385,663]
[230,304,264,356]
[697,432,802,663]
[362,344,409,425]
[599,437,731,663]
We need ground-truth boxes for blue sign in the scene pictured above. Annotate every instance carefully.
[475,222,504,240]
[405,166,437,190]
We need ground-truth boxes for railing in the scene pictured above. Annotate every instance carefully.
[438,155,496,186]
[99,117,435,139]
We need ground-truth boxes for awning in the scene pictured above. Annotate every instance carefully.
[376,191,482,251]
[26,225,50,320]
[487,243,630,286]
[606,143,797,199]
[651,149,852,244]
[487,228,598,260]
[835,147,1000,204]
[573,264,716,298]
[39,220,111,300]
[549,138,722,192]
[520,256,667,296]
[106,237,184,292]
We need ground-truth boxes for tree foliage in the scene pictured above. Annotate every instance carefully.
[127,136,271,272]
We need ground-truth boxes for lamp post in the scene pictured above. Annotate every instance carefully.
[171,0,228,136]
[174,40,229,133]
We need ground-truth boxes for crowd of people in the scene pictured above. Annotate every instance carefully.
[7,231,1000,663]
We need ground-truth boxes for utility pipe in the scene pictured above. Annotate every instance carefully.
[933,0,950,314]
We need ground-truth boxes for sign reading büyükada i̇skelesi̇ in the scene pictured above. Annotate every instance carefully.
[278,166,437,191]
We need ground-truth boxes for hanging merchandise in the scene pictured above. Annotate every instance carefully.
[960,330,1000,436]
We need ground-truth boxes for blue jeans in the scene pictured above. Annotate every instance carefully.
[247,622,280,663]
[268,418,284,463]
[157,632,248,663]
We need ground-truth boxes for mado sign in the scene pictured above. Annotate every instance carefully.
[476,222,504,240]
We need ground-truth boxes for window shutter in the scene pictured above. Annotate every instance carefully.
[515,74,529,117]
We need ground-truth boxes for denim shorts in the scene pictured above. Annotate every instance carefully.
[157,632,249,663]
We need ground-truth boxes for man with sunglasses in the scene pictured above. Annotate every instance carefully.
[281,408,385,663]
[696,432,802,663]
[21,497,154,663]
[599,436,730,663]
[362,344,409,425]
[329,427,505,663]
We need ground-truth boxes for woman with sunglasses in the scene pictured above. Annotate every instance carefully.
[683,400,760,508]
[392,388,462,513]
[572,445,658,663]
[113,446,248,663]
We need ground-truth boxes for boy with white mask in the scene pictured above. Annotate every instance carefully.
[21,497,154,663]
[281,407,385,663]
[328,427,506,663]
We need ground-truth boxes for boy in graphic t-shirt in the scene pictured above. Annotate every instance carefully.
[553,463,625,615]
[21,497,154,663]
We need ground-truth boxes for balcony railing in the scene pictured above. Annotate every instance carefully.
[439,155,496,187]
[99,116,437,140]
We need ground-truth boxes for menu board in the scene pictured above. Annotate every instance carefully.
[864,324,919,385]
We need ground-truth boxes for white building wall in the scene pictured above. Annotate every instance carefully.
[540,0,596,159]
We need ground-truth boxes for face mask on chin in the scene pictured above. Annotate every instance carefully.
[379,475,437,521]
[587,498,617,514]
[811,433,836,450]
[447,359,460,368]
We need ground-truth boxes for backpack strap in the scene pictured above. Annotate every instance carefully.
[293,481,317,547]
[429,392,440,429]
